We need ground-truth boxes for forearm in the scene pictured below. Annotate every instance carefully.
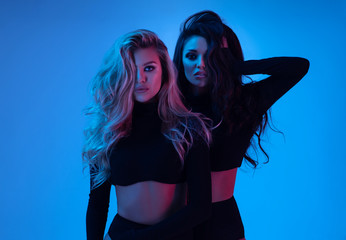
[237,57,309,77]
[86,174,112,240]
[86,204,108,240]
[240,57,310,113]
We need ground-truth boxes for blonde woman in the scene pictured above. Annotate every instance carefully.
[83,29,212,240]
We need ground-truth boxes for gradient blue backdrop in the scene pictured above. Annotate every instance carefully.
[1,0,345,239]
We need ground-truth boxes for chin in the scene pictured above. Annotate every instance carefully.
[135,94,156,103]
[135,96,148,103]
[193,78,208,87]
[196,81,208,88]
[188,80,203,87]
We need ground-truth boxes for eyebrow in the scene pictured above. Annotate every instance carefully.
[142,61,158,66]
[185,49,197,52]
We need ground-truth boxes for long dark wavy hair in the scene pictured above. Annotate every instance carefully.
[173,10,273,167]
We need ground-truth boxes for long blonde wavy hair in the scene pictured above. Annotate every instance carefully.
[83,29,211,189]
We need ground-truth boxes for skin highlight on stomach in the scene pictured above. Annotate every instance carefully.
[116,181,187,225]
[211,168,238,203]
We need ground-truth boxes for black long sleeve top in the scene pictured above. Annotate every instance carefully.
[186,57,310,171]
[86,102,211,239]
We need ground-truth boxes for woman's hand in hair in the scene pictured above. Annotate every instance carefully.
[221,36,228,48]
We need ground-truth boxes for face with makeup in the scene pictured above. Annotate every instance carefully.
[182,35,208,89]
[133,47,162,103]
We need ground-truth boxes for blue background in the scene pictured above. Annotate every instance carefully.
[1,0,345,239]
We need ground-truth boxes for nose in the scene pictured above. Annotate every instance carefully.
[137,69,146,83]
[197,56,205,69]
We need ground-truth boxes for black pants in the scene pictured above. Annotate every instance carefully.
[194,196,245,240]
[108,214,193,240]
[107,214,148,239]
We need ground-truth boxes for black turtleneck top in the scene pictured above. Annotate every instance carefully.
[186,57,310,171]
[86,102,211,239]
[110,102,186,186]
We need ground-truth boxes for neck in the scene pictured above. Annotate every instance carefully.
[190,85,209,96]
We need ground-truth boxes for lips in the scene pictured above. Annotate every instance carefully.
[135,87,149,93]
[194,71,207,78]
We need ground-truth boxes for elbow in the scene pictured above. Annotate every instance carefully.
[204,203,212,221]
[200,204,212,223]
[193,200,212,223]
[297,57,310,76]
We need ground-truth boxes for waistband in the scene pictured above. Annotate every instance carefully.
[108,214,148,239]
[212,196,235,207]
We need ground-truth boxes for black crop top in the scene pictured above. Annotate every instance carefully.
[109,102,185,186]
[86,102,211,239]
[186,57,310,171]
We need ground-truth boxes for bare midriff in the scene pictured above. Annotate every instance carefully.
[116,181,186,225]
[211,168,238,203]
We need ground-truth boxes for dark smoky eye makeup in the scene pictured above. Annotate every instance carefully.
[185,52,197,60]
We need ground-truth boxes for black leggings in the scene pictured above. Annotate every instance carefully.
[107,214,193,240]
[194,196,245,240]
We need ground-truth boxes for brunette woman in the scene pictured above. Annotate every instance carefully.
[173,11,309,240]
